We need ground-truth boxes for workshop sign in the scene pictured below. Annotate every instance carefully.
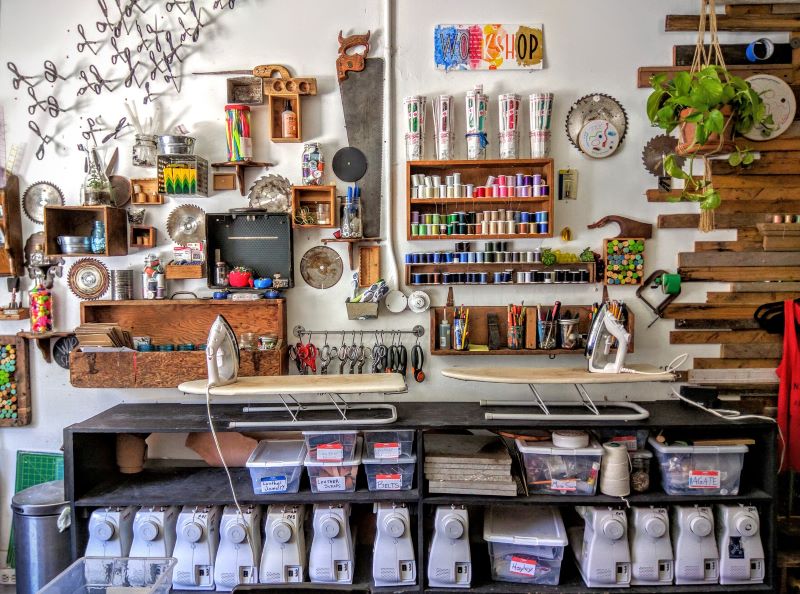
[434,24,544,71]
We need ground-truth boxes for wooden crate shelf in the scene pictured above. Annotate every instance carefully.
[406,261,595,287]
[430,305,634,356]
[0,175,24,276]
[43,206,128,257]
[129,225,156,249]
[268,95,302,142]
[130,178,163,205]
[165,262,205,279]
[291,185,336,228]
[406,159,555,241]
[69,299,288,388]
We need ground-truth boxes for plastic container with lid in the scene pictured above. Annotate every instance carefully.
[648,437,747,496]
[363,429,415,459]
[483,506,568,585]
[593,428,649,452]
[39,557,176,594]
[362,454,416,491]
[245,439,306,495]
[303,430,359,463]
[304,438,362,494]
[515,438,602,495]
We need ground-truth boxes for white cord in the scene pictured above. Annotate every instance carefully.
[670,388,786,471]
[620,353,689,375]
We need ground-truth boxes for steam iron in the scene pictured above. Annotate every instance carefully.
[585,304,630,374]
[207,315,239,387]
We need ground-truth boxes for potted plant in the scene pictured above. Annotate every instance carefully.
[646,66,773,220]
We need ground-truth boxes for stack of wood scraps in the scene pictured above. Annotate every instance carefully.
[424,434,517,496]
[74,323,133,349]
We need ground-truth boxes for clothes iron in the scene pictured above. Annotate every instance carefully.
[85,506,136,582]
[637,270,681,327]
[173,505,222,590]
[309,503,355,584]
[715,504,765,585]
[672,505,719,585]
[569,506,631,588]
[427,506,471,588]
[630,506,673,585]
[206,315,239,387]
[373,502,416,587]
[214,505,262,590]
[128,506,180,587]
[585,304,630,374]
[260,504,306,584]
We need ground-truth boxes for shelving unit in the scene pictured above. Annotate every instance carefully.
[130,178,163,205]
[211,160,273,196]
[291,185,337,228]
[128,225,156,248]
[406,159,555,241]
[0,174,24,276]
[64,401,776,593]
[43,205,128,257]
[406,261,595,287]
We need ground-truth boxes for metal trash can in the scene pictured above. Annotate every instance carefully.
[11,480,71,594]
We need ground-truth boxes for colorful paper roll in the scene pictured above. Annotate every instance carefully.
[225,104,252,162]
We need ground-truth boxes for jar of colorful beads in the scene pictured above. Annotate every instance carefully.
[29,284,53,333]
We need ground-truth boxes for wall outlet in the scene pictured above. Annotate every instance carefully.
[0,568,15,584]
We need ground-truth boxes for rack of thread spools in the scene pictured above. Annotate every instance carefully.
[406,158,554,240]
[405,241,596,286]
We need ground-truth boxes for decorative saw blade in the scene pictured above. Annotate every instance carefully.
[642,135,683,177]
[167,204,206,245]
[53,334,79,369]
[22,181,64,224]
[68,258,109,300]
[566,93,628,151]
[300,246,343,289]
[248,174,291,212]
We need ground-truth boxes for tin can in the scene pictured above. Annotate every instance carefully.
[302,142,324,185]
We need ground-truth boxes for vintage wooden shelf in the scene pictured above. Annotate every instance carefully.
[130,178,163,205]
[211,160,273,196]
[128,225,156,248]
[69,299,288,388]
[0,175,24,276]
[0,308,29,320]
[43,205,128,257]
[406,261,596,287]
[291,185,337,228]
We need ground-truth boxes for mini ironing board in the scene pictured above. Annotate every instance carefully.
[179,374,406,427]
[442,365,675,421]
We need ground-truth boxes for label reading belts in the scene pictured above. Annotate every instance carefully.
[688,470,720,489]
[260,475,288,493]
[509,556,537,577]
[376,473,402,490]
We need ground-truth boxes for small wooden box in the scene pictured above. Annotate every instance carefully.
[603,238,646,286]
[165,261,205,279]
[226,76,264,105]
[291,185,336,228]
[129,225,156,248]
[43,206,128,257]
[269,95,302,143]
[130,178,163,205]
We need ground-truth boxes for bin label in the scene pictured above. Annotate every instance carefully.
[551,478,577,491]
[509,556,537,577]
[611,435,638,451]
[688,469,720,489]
[376,473,402,490]
[316,443,344,461]
[260,475,288,493]
[316,476,346,491]
[375,442,401,459]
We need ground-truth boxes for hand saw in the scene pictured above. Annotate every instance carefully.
[337,30,384,239]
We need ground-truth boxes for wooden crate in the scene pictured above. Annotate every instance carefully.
[130,178,163,205]
[69,299,288,388]
[0,175,24,276]
[43,206,128,257]
[129,225,156,248]
[268,94,302,142]
[165,262,205,279]
[603,238,646,286]
[406,159,555,241]
[291,185,336,228]
[429,305,634,356]
[0,335,30,426]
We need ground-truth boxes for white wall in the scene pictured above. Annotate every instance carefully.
[0,0,766,557]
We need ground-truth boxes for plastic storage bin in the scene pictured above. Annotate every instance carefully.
[483,506,568,585]
[515,438,602,495]
[594,428,649,451]
[246,439,306,495]
[39,557,176,594]
[303,430,358,462]
[363,454,416,491]
[305,438,362,494]
[648,437,747,496]
[363,429,415,459]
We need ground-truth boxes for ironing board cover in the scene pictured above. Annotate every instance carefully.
[777,299,800,472]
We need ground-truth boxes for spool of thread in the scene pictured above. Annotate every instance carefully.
[600,441,631,497]
[552,430,590,449]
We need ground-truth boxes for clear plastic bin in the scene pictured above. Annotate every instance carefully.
[246,439,306,495]
[484,506,568,585]
[305,438,362,494]
[363,429,415,459]
[648,437,748,496]
[39,557,176,594]
[594,428,649,451]
[363,454,416,491]
[515,438,602,495]
[303,430,358,462]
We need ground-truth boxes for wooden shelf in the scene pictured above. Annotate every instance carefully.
[0,175,23,276]
[406,261,595,286]
[321,236,383,268]
[130,178,163,205]
[17,330,72,363]
[291,185,336,228]
[165,262,205,279]
[0,308,29,320]
[410,233,550,241]
[211,160,273,196]
[129,225,156,248]
[409,196,550,205]
[43,206,128,257]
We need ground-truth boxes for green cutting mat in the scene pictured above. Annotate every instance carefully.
[6,451,64,567]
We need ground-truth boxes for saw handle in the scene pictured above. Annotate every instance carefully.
[337,30,371,81]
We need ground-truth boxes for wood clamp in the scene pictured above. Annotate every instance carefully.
[636,270,682,327]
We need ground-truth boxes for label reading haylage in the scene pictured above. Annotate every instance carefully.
[509,556,537,577]
[374,442,401,459]
[259,475,288,493]
[376,473,402,490]
[316,443,344,461]
[551,478,577,491]
[315,476,346,492]
[688,470,720,489]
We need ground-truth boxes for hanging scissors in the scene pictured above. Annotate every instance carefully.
[288,344,303,374]
[28,120,53,161]
[297,341,318,374]
[76,23,103,55]
[7,62,36,90]
[412,337,425,382]
[27,87,62,118]
[43,60,66,83]
[337,335,349,374]
[372,333,387,373]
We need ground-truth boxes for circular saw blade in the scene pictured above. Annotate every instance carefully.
[68,257,109,300]
[248,174,291,211]
[566,93,628,150]
[300,246,343,289]
[167,204,206,245]
[332,147,367,183]
[23,181,64,224]
[642,135,683,177]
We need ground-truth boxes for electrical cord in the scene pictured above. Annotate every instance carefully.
[620,353,689,375]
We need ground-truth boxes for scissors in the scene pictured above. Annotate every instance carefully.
[102,117,129,143]
[78,65,111,96]
[346,345,361,374]
[337,343,349,374]
[27,87,62,118]
[356,346,367,374]
[288,344,303,374]
[43,60,66,83]
[7,62,36,90]
[319,343,337,375]
[372,343,387,373]
[28,121,53,161]
[412,342,425,382]
[297,342,318,374]
[76,23,103,55]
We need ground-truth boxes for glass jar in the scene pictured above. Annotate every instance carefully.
[316,203,331,226]
[132,134,157,167]
[302,142,324,185]
[82,147,112,206]
[341,198,362,238]
[215,261,230,287]
[225,104,252,162]
[91,220,106,254]
[29,284,53,333]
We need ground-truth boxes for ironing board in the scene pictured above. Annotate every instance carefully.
[442,365,675,421]
[179,373,407,427]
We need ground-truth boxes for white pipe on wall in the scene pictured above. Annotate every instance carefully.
[382,0,399,288]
